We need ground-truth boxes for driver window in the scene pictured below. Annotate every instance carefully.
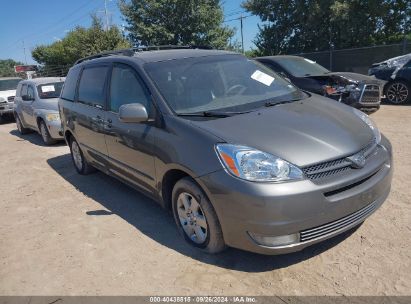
[109,64,151,114]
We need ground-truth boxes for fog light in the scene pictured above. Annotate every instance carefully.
[248,232,300,247]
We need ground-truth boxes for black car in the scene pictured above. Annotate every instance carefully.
[368,53,411,105]
[255,55,383,113]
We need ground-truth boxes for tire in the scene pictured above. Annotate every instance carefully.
[15,114,30,134]
[385,81,411,104]
[39,120,57,145]
[172,177,226,254]
[69,137,96,175]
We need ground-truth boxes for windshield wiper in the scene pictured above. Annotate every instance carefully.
[264,98,303,107]
[177,110,249,117]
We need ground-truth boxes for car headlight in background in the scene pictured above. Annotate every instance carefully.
[346,84,362,99]
[352,108,381,144]
[215,144,303,182]
[45,113,60,122]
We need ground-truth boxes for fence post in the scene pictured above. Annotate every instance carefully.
[402,37,407,54]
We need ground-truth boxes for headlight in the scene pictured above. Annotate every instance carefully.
[45,113,60,121]
[352,108,381,143]
[347,85,361,99]
[215,144,303,182]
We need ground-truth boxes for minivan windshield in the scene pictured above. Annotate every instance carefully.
[277,57,330,77]
[0,78,21,91]
[145,55,305,115]
[37,82,64,99]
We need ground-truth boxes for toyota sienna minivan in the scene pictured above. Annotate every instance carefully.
[59,47,393,255]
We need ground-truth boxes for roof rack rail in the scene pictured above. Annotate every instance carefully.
[74,45,213,65]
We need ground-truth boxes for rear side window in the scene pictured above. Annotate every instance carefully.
[21,84,27,97]
[61,66,81,101]
[78,66,108,108]
[109,64,151,113]
[27,86,35,100]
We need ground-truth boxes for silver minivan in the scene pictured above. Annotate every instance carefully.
[14,77,65,145]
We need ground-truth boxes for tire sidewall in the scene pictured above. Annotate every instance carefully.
[171,177,225,253]
[40,120,52,144]
[70,138,85,174]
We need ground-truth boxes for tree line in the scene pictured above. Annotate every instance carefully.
[1,0,409,77]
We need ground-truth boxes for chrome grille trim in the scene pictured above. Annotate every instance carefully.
[300,201,378,242]
[302,139,377,181]
[360,84,381,104]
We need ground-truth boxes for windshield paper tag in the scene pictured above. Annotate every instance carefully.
[41,85,55,92]
[251,70,274,86]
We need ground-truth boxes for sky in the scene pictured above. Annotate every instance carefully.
[0,0,261,65]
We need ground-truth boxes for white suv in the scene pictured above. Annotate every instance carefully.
[0,77,22,123]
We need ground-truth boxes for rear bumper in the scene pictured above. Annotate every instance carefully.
[197,137,393,255]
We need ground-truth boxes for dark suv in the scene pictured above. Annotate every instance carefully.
[59,48,392,255]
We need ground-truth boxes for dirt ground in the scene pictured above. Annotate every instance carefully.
[0,104,410,296]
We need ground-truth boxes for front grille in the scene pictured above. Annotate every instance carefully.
[302,139,377,181]
[7,96,15,102]
[300,201,378,242]
[360,84,380,104]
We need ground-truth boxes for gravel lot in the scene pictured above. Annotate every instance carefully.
[0,104,410,296]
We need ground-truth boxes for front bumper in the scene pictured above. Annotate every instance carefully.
[44,119,64,140]
[197,137,393,255]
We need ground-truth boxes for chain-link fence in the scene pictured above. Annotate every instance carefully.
[293,40,411,75]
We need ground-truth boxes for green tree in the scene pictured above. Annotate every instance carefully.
[32,16,130,76]
[0,59,24,77]
[242,0,411,55]
[119,0,234,48]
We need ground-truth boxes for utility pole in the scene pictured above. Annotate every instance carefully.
[22,40,27,64]
[240,14,244,54]
[104,0,109,31]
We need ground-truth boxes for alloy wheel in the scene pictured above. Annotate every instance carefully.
[176,192,208,244]
[386,82,409,104]
[71,140,83,171]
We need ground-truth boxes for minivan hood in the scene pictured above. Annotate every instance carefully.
[190,96,374,167]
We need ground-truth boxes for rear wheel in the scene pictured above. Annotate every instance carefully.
[39,120,56,145]
[172,177,226,254]
[385,81,410,104]
[15,115,30,134]
[69,137,95,175]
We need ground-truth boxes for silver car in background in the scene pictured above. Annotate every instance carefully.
[0,77,22,124]
[14,77,65,145]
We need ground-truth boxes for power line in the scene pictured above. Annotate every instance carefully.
[223,14,253,23]
[3,0,99,52]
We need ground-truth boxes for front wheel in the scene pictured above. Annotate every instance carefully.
[172,177,226,254]
[385,81,410,104]
[39,120,56,145]
[69,137,95,175]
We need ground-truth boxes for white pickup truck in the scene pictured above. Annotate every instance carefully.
[0,77,22,123]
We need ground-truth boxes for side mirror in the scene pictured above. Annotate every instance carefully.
[22,95,34,101]
[119,103,148,123]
